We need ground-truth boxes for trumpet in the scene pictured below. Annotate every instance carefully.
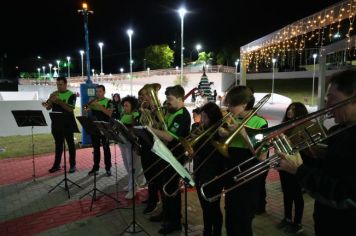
[200,95,356,203]
[42,91,59,107]
[83,98,98,111]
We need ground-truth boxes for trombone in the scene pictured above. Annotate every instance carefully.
[200,95,356,202]
[162,93,272,197]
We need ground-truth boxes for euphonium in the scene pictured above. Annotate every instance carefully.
[139,83,167,130]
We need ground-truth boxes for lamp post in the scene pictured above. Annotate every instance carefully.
[37,68,41,79]
[66,56,71,78]
[56,60,60,77]
[42,66,46,77]
[98,42,104,75]
[78,2,93,83]
[80,50,85,77]
[48,63,52,78]
[271,58,277,103]
[312,53,317,106]
[235,59,240,86]
[178,7,187,86]
[92,69,95,76]
[127,29,133,95]
[190,44,202,61]
[147,67,150,76]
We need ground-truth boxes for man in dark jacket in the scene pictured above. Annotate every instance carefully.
[277,69,356,236]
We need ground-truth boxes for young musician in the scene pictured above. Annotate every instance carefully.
[150,85,191,234]
[86,85,113,176]
[220,85,268,236]
[42,77,78,173]
[194,102,224,236]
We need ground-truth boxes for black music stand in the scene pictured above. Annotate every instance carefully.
[76,116,122,211]
[11,110,47,180]
[113,121,149,236]
[48,112,81,198]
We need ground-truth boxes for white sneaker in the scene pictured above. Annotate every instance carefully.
[125,190,136,199]
[122,186,129,191]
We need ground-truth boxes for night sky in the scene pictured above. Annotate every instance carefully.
[1,0,341,75]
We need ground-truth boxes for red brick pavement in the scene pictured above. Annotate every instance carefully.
[0,147,281,236]
[0,146,122,185]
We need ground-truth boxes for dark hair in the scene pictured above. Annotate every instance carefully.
[96,84,105,92]
[329,69,356,96]
[56,77,67,84]
[224,85,255,110]
[165,85,185,99]
[121,95,139,111]
[282,102,308,122]
[200,102,223,127]
[192,107,200,114]
[113,93,121,101]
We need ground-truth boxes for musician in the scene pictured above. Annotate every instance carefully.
[194,102,224,236]
[220,85,268,236]
[86,85,113,176]
[42,77,78,173]
[150,85,191,234]
[276,102,309,233]
[137,85,161,214]
[119,95,145,199]
[277,69,356,236]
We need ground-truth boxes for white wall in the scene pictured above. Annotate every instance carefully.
[0,101,52,136]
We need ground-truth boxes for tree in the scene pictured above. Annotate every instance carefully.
[196,51,213,65]
[144,44,174,69]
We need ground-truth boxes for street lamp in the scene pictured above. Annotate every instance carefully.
[37,68,41,79]
[80,50,85,77]
[78,2,93,83]
[66,56,71,78]
[178,7,187,86]
[48,63,52,78]
[98,42,104,75]
[312,53,318,106]
[42,66,46,77]
[56,60,60,77]
[147,67,150,76]
[271,58,277,103]
[235,59,240,86]
[127,29,133,95]
[190,43,202,61]
[92,69,95,76]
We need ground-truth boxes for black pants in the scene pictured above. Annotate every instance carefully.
[91,135,111,171]
[257,170,269,212]
[159,167,181,225]
[225,180,259,236]
[196,182,223,236]
[279,170,304,224]
[52,129,76,168]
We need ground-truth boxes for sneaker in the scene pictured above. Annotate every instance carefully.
[125,190,136,199]
[68,166,76,173]
[122,186,129,191]
[106,170,112,176]
[143,203,158,214]
[285,223,304,234]
[88,169,99,176]
[48,166,61,173]
[158,222,181,234]
[276,218,292,229]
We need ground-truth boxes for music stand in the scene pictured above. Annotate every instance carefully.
[11,110,47,180]
[110,120,149,236]
[76,116,122,211]
[48,112,81,198]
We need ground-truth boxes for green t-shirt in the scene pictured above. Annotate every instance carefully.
[229,115,268,148]
[120,111,140,125]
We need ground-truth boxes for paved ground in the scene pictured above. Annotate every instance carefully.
[0,146,316,236]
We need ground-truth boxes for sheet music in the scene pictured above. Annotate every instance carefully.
[145,126,195,186]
